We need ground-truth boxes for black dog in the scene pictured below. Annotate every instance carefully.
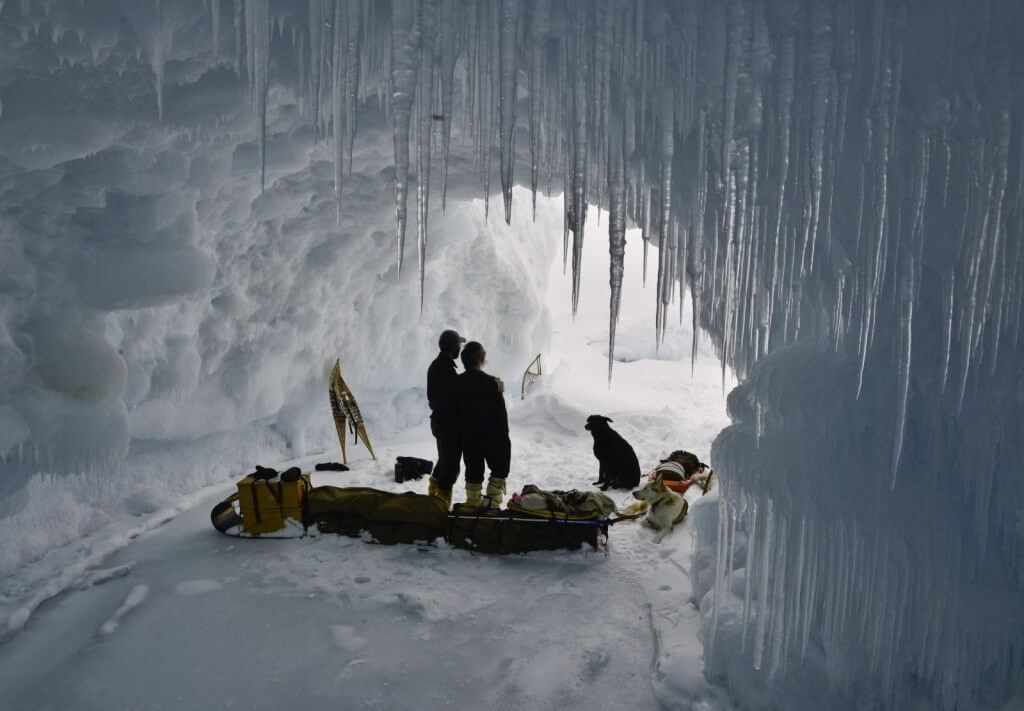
[585,415,641,490]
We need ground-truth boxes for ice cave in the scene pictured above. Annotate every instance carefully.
[1,1,1022,710]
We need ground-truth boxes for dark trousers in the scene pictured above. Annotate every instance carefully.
[431,418,462,489]
[462,431,511,485]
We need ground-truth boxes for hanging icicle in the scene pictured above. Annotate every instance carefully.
[389,0,418,278]
[498,0,521,224]
[415,0,438,311]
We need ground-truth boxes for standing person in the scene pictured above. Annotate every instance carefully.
[426,329,465,509]
[456,341,510,508]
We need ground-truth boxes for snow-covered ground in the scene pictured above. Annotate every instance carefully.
[0,206,736,710]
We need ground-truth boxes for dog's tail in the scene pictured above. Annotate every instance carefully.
[610,500,648,522]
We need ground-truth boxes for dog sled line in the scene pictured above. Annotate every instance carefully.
[209,464,715,554]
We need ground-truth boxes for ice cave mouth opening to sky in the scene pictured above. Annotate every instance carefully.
[2,1,1023,710]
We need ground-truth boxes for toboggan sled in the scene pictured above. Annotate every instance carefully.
[211,471,609,553]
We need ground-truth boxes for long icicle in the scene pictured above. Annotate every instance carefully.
[344,0,362,177]
[656,86,675,347]
[528,0,550,221]
[389,0,418,279]
[331,0,345,223]
[308,0,325,132]
[607,70,626,383]
[569,13,589,316]
[248,0,270,192]
[438,0,459,212]
[415,0,437,312]
[498,0,522,224]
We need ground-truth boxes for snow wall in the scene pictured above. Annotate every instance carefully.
[1,1,1022,709]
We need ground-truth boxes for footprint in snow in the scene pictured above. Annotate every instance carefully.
[334,658,368,682]
[174,579,223,596]
[100,584,149,636]
[658,544,679,558]
[330,624,369,654]
[582,648,611,679]
[542,578,581,596]
[78,564,135,590]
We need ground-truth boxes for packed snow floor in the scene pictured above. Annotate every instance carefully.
[0,217,737,710]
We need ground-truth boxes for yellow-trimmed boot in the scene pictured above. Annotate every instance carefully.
[464,482,483,508]
[485,477,507,508]
[428,476,453,510]
[437,487,452,510]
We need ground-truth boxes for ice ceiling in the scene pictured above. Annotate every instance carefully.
[1,0,1023,709]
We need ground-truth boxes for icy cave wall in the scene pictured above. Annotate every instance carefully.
[683,3,1024,710]
[0,0,558,524]
[2,0,1023,709]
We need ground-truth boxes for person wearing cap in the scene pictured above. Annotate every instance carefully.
[426,329,466,509]
[456,341,509,508]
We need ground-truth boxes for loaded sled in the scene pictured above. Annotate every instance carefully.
[446,501,608,554]
[211,468,610,553]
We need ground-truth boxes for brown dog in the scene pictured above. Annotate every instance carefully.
[630,473,688,543]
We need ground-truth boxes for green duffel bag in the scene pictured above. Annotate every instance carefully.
[306,486,449,544]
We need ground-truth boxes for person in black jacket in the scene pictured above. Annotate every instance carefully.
[456,341,510,508]
[426,329,465,509]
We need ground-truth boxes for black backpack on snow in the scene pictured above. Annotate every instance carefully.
[394,456,433,483]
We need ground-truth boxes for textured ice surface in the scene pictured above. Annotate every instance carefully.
[1,1,1022,709]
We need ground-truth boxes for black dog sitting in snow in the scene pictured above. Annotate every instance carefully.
[585,415,641,490]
